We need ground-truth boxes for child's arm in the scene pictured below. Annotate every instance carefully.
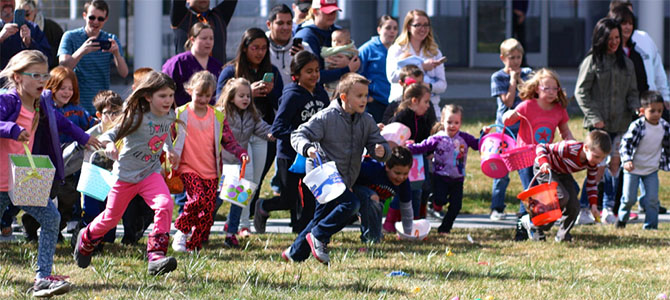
[221,117,249,162]
[253,118,275,141]
[406,135,439,155]
[291,114,326,159]
[271,95,299,140]
[535,143,552,173]
[54,106,101,149]
[619,120,640,171]
[501,108,520,127]
[0,118,24,140]
[459,131,480,151]
[364,119,391,162]
[499,70,521,108]
[557,122,574,141]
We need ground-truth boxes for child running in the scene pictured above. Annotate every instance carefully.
[282,73,390,265]
[407,105,479,234]
[74,71,180,275]
[217,77,274,246]
[172,71,248,251]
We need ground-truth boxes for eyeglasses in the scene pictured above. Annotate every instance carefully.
[539,86,560,92]
[102,110,120,117]
[410,23,430,28]
[88,15,106,22]
[248,45,268,52]
[20,72,50,81]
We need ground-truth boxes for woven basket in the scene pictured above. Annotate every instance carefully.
[501,144,536,171]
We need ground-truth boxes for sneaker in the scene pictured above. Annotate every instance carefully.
[31,275,71,297]
[1,226,11,237]
[554,232,572,243]
[253,199,269,234]
[224,235,239,248]
[306,232,329,264]
[520,214,540,241]
[73,229,96,269]
[577,208,595,225]
[629,212,639,221]
[490,210,506,221]
[514,217,529,241]
[172,230,189,252]
[616,220,626,228]
[281,246,294,262]
[238,227,252,238]
[660,206,667,214]
[428,204,445,219]
[147,256,178,275]
[601,208,617,224]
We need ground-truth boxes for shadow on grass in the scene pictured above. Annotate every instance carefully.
[357,265,555,282]
[566,231,670,249]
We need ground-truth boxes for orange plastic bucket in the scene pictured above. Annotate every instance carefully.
[517,171,561,226]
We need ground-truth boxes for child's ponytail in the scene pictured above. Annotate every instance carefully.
[0,50,48,131]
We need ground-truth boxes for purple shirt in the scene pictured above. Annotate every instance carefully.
[408,131,478,180]
[162,51,223,106]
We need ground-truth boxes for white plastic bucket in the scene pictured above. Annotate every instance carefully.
[77,151,118,201]
[395,219,431,241]
[381,122,411,147]
[219,159,257,207]
[303,154,346,204]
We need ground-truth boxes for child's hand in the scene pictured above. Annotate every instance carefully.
[590,204,600,222]
[17,130,30,142]
[85,136,102,150]
[267,133,276,142]
[481,126,492,134]
[539,163,550,174]
[307,146,317,159]
[377,123,385,131]
[240,153,249,163]
[374,144,385,157]
[168,151,180,169]
[104,141,118,161]
[405,139,415,146]
[623,161,634,172]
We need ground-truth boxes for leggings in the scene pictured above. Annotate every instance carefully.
[175,172,218,250]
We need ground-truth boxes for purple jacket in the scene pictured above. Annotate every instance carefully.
[0,89,89,181]
[408,131,478,181]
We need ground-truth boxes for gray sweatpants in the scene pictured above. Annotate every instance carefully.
[532,165,580,241]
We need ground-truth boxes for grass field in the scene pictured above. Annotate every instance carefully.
[1,117,669,299]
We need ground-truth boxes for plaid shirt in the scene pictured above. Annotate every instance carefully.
[619,117,670,171]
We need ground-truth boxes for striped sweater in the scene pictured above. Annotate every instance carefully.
[535,140,599,205]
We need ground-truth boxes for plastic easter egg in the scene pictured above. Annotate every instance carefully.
[657,293,668,300]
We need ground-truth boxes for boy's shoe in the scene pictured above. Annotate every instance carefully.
[616,220,626,228]
[238,227,252,238]
[601,208,617,224]
[281,246,294,262]
[428,204,445,219]
[554,232,572,243]
[1,226,11,237]
[520,214,540,241]
[253,199,269,234]
[31,275,71,298]
[577,208,595,225]
[73,228,99,269]
[147,256,178,275]
[490,210,506,221]
[306,232,329,264]
[628,212,639,220]
[659,206,667,214]
[171,230,189,252]
[514,217,529,241]
[382,208,401,233]
[224,235,239,248]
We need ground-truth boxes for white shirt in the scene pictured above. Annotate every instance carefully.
[632,30,670,102]
[631,120,664,175]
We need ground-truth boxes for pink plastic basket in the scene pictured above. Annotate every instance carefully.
[501,144,536,171]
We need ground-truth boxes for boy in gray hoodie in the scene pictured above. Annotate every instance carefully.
[281,73,390,265]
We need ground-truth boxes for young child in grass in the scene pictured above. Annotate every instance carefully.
[617,91,670,229]
[526,130,611,242]
[282,73,390,265]
[407,105,479,234]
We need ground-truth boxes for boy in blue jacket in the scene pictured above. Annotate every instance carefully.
[282,73,390,264]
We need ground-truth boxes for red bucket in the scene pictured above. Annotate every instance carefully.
[517,171,561,226]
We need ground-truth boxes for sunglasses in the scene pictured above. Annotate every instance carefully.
[88,15,106,22]
[20,72,50,81]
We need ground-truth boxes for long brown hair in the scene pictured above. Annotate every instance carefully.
[45,66,80,105]
[226,28,272,82]
[518,68,569,108]
[113,71,176,141]
[394,10,439,57]
[216,78,261,122]
[0,50,48,131]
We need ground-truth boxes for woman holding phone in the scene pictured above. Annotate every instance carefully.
[216,27,283,235]
[386,9,447,118]
[162,22,223,107]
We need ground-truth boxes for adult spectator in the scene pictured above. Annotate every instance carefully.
[266,4,309,86]
[58,0,128,114]
[574,18,639,224]
[162,22,222,107]
[170,0,237,65]
[0,0,50,69]
[215,28,283,225]
[359,15,398,122]
[18,0,63,69]
[294,0,359,84]
[292,0,311,33]
[386,9,446,118]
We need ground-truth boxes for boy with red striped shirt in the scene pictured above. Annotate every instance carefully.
[522,130,611,242]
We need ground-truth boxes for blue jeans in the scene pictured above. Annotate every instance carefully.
[226,199,242,234]
[174,192,187,215]
[353,185,383,243]
[0,192,59,278]
[579,168,615,209]
[1,202,19,228]
[618,171,659,229]
[490,166,532,214]
[288,189,360,261]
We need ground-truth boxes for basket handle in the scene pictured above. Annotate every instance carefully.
[528,169,552,189]
[239,157,248,178]
[488,124,516,140]
[19,142,43,185]
[313,150,323,168]
[87,150,106,164]
[516,113,537,144]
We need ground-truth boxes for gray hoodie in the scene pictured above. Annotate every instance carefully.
[266,31,312,87]
[291,100,391,189]
[221,109,272,164]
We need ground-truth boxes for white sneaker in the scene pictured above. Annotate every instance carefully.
[601,208,617,224]
[171,230,189,252]
[520,214,540,241]
[490,210,506,221]
[577,208,595,225]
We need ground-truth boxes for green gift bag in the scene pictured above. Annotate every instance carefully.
[7,143,55,207]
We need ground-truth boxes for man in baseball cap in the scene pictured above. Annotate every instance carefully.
[311,0,341,14]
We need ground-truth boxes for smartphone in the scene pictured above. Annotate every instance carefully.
[13,9,25,27]
[292,38,303,48]
[93,39,111,50]
[262,72,274,83]
[437,56,447,64]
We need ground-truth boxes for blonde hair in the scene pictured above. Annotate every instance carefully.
[0,50,48,131]
[432,104,463,134]
[518,68,569,108]
[394,10,439,57]
[216,78,261,122]
[395,83,430,115]
[500,38,524,56]
[184,70,216,97]
[335,73,370,101]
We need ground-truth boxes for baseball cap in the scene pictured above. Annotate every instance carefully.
[311,0,341,14]
[294,0,311,12]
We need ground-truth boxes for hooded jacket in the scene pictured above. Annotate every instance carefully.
[221,109,272,164]
[266,31,312,86]
[272,83,329,160]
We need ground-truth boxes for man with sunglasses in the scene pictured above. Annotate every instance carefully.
[170,0,238,65]
[0,0,51,69]
[58,0,128,115]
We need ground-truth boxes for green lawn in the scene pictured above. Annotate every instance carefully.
[1,116,670,299]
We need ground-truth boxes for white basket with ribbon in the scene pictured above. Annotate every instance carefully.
[219,159,257,207]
